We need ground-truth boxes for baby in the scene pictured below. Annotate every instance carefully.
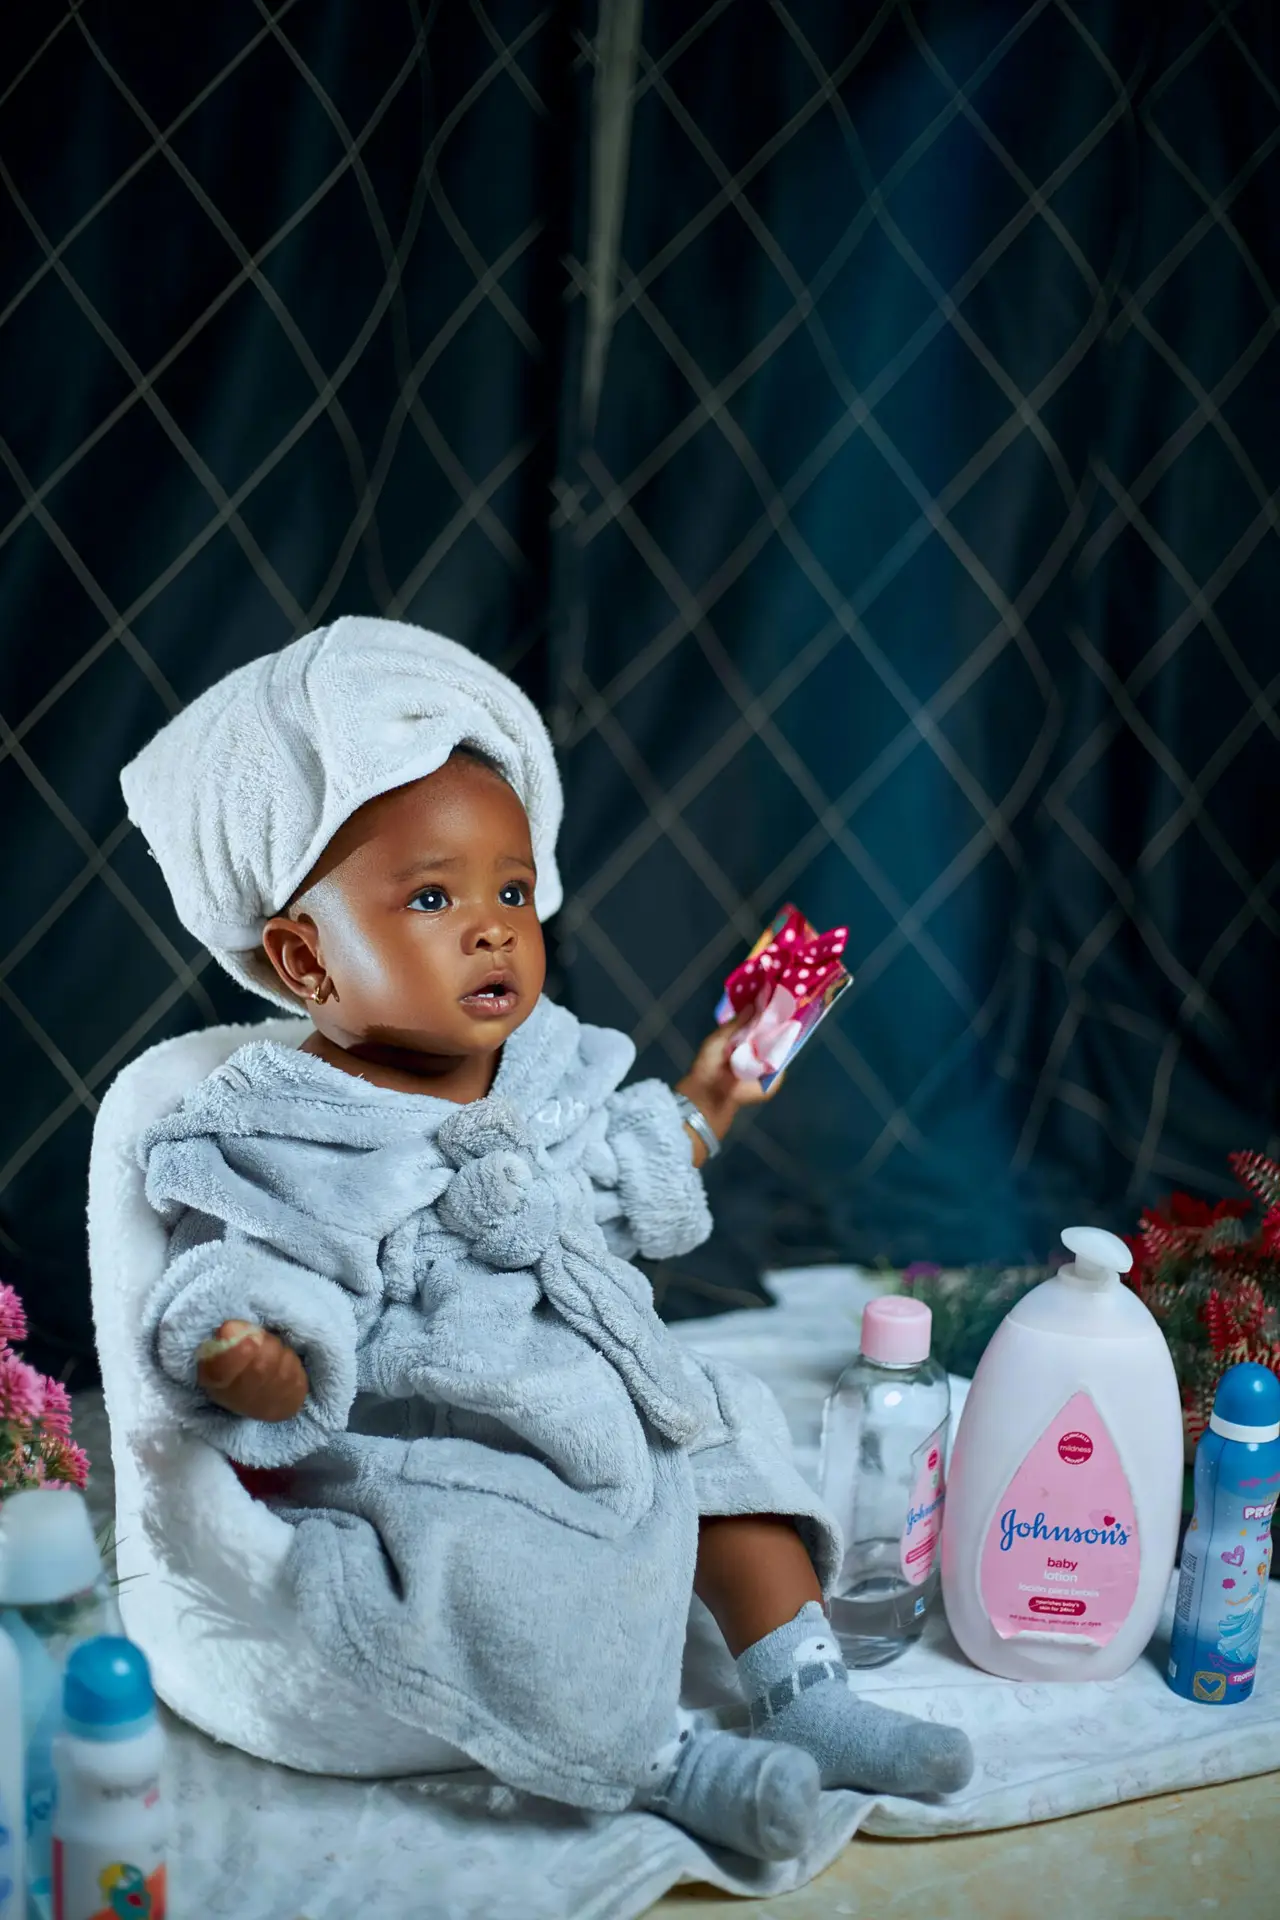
[123,617,971,1861]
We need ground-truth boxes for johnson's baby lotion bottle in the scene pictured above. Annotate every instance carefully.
[942,1226,1183,1681]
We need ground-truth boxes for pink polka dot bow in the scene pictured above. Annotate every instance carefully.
[722,906,848,1019]
[720,906,849,1083]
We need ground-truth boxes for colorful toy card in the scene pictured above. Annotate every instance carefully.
[715,904,851,1090]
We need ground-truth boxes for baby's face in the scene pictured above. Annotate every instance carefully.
[269,755,545,1062]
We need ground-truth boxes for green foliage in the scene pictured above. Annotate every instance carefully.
[898,1261,1049,1380]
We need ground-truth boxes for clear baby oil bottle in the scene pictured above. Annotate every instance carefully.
[818,1296,949,1666]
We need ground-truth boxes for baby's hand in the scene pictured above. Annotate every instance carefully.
[676,1011,783,1161]
[195,1320,310,1422]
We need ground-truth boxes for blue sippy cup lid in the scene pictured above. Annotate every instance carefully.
[1211,1363,1280,1442]
[63,1635,156,1741]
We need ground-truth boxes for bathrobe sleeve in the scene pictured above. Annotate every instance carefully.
[141,1214,360,1467]
[137,1117,404,1468]
[596,1080,714,1261]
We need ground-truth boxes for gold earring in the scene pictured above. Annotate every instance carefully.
[310,979,328,1005]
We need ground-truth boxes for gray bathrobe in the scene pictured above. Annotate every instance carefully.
[140,997,840,1811]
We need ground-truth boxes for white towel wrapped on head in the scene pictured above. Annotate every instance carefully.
[120,617,564,1009]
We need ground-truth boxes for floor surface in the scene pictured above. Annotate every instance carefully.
[655,1772,1279,1918]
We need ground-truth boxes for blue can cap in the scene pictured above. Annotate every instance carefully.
[1211,1363,1280,1441]
[63,1635,156,1741]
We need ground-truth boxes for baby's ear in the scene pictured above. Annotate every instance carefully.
[261,914,324,1001]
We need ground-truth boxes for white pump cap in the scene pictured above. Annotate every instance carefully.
[1060,1225,1133,1288]
[0,1487,105,1606]
[1010,1223,1152,1338]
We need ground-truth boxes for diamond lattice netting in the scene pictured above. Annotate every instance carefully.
[1,1,1276,1369]
[551,1,1280,1313]
[0,1,576,1374]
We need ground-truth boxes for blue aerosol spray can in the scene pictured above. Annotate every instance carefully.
[1167,1363,1280,1705]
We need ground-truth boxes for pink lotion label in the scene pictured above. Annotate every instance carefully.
[979,1392,1139,1644]
[901,1423,947,1586]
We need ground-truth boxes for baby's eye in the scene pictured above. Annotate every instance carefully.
[499,881,530,908]
[409,887,450,913]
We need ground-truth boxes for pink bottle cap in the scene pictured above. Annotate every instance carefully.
[860,1296,932,1366]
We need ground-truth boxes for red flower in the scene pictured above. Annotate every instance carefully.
[1169,1193,1214,1227]
[1228,1278,1268,1337]
[1201,1291,1232,1354]
[1229,1151,1280,1208]
[1122,1233,1149,1279]
[1166,1193,1250,1228]
[1137,1156,1280,1450]
[1183,1384,1213,1449]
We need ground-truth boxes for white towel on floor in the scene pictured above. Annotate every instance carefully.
[119,617,564,1007]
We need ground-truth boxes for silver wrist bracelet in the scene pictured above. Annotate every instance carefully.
[674,1092,721,1161]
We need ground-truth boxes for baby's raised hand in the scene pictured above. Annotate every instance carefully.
[195,1320,310,1422]
[676,1012,783,1160]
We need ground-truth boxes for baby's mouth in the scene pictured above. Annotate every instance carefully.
[459,971,519,1017]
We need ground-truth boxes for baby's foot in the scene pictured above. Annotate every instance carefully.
[736,1602,973,1796]
[634,1714,821,1861]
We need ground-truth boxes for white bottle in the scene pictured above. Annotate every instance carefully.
[0,1623,24,1920]
[51,1638,166,1920]
[0,1491,119,1920]
[819,1297,950,1665]
[941,1225,1184,1682]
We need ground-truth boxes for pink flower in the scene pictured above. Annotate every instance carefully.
[0,1282,27,1345]
[38,1376,72,1439]
[0,1288,92,1493]
[0,1349,44,1422]
[42,1438,90,1491]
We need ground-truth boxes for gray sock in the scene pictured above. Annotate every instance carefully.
[633,1713,821,1861]
[736,1602,974,1796]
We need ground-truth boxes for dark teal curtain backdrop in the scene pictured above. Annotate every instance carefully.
[1,1,1277,1380]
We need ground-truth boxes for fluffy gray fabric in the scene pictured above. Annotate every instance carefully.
[139,996,840,1812]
